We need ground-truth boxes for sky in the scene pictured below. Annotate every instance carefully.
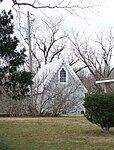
[88,0,114,31]
[0,0,114,34]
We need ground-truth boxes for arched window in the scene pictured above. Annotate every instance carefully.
[60,68,66,83]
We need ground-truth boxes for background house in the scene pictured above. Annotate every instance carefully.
[33,59,87,115]
[96,79,114,93]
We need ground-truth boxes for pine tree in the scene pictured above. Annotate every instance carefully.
[0,10,32,100]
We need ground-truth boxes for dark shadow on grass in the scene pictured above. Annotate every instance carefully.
[0,142,14,150]
[83,128,114,137]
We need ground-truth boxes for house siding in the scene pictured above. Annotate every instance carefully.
[34,64,86,114]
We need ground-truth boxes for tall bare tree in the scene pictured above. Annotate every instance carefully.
[6,0,96,16]
[70,29,114,93]
[33,78,85,116]
[33,17,67,65]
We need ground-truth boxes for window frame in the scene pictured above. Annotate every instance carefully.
[58,67,68,84]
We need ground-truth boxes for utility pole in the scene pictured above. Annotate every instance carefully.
[27,11,33,103]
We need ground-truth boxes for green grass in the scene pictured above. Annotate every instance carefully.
[0,116,114,150]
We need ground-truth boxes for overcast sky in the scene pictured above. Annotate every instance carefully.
[0,0,114,32]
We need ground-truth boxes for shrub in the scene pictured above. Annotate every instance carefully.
[83,93,114,132]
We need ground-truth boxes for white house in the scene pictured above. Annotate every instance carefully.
[33,59,87,115]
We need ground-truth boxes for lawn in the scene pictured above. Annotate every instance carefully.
[0,116,114,150]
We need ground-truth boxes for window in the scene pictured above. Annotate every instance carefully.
[60,68,66,83]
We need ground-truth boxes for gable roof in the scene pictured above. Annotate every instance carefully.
[34,59,87,93]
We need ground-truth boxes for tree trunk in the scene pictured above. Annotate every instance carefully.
[103,126,110,134]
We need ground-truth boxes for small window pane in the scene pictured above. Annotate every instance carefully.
[60,68,66,82]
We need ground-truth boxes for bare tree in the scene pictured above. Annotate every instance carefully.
[2,0,99,74]
[9,0,96,16]
[15,16,68,74]
[33,74,85,116]
[76,70,96,94]
[70,29,114,93]
[0,86,29,116]
[33,17,67,65]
